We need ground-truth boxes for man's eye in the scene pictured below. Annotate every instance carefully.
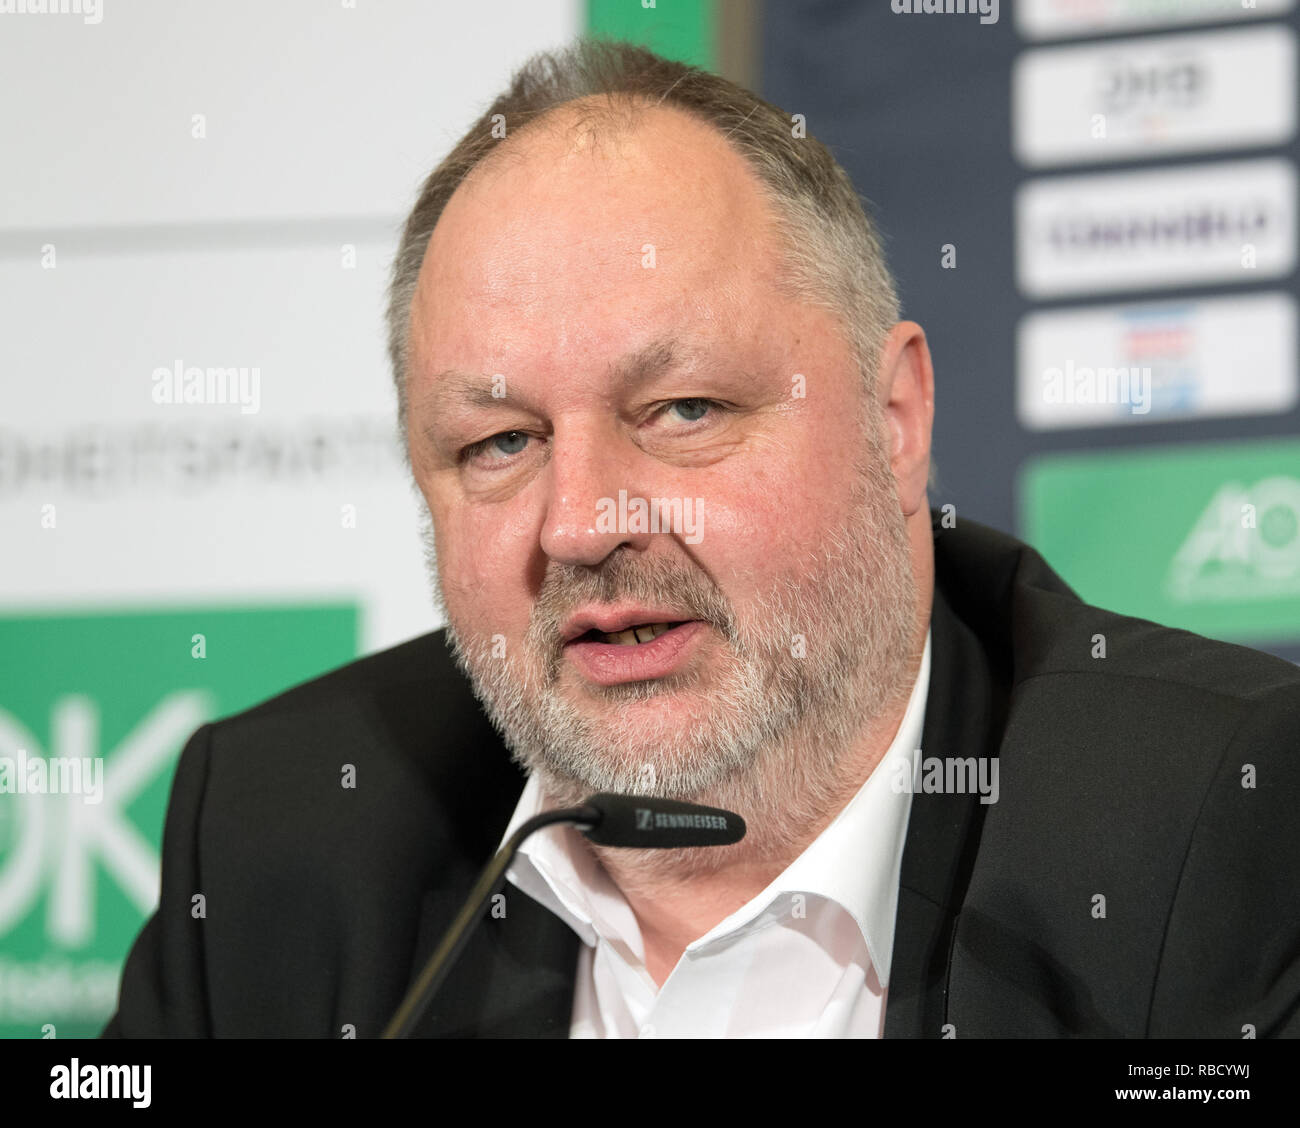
[665,398,716,423]
[462,430,530,462]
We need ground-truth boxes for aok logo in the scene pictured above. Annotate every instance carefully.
[0,691,211,946]
[1167,476,1300,602]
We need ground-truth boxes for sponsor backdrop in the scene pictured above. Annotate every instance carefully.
[3,0,1297,1040]
[762,0,1300,668]
[0,0,722,1045]
[0,0,655,1040]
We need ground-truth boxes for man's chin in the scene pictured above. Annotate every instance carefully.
[522,690,757,797]
[550,682,719,743]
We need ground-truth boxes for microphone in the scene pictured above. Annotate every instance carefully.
[578,792,745,848]
[381,792,745,1038]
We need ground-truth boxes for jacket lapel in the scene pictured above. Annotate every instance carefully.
[384,668,584,1039]
[884,575,1004,1037]
[401,872,582,1037]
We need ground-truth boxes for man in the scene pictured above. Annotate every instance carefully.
[103,40,1300,1038]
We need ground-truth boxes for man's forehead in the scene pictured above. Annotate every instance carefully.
[422,99,781,272]
[471,95,740,181]
[405,99,791,413]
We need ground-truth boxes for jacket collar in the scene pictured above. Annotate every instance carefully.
[881,577,998,1035]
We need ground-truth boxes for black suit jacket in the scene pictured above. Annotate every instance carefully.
[102,513,1300,1037]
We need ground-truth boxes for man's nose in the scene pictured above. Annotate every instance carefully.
[538,424,653,567]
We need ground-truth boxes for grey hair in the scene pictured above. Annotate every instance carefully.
[385,38,902,443]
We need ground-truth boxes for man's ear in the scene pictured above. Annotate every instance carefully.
[874,321,935,518]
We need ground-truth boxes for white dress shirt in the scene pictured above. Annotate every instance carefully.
[497,628,932,1038]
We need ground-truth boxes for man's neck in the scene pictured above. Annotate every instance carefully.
[583,651,924,987]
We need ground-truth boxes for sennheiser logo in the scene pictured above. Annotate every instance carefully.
[652,813,728,830]
[634,808,729,831]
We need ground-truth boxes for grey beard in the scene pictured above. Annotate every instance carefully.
[427,438,918,877]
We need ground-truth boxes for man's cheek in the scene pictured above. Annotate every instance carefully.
[693,497,787,560]
[445,535,529,622]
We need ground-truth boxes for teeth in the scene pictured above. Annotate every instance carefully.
[597,621,675,645]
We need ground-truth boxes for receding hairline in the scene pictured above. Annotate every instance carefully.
[440,92,787,238]
[410,93,840,378]
[473,90,662,169]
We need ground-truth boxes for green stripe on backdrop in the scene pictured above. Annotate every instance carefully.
[586,0,716,70]
[1020,440,1300,647]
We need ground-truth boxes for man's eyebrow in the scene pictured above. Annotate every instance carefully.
[418,336,701,416]
[609,336,698,392]
[419,371,504,413]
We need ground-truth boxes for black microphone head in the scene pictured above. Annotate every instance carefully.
[579,793,746,848]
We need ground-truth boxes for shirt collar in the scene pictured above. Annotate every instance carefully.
[498,628,931,985]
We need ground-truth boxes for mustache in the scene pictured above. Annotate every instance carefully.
[527,550,739,656]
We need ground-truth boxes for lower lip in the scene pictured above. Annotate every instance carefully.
[563,620,708,686]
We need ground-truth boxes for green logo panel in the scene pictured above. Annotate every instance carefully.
[1020,440,1300,645]
[0,603,358,1038]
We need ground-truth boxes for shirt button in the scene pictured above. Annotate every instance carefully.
[639,1023,656,1038]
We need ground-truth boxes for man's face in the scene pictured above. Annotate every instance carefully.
[405,103,918,821]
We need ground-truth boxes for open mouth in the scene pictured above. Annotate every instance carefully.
[562,618,707,686]
[573,620,693,646]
